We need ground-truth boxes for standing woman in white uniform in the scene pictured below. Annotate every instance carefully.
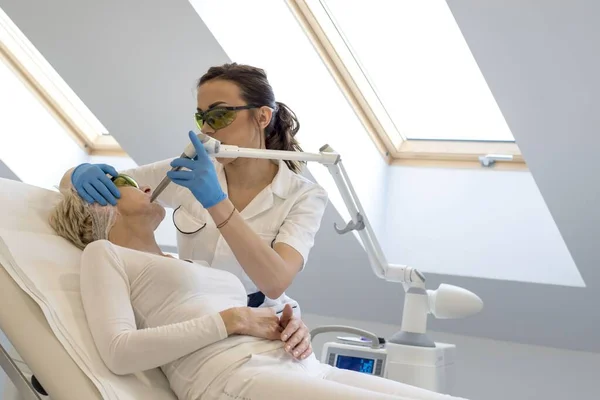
[67,62,328,319]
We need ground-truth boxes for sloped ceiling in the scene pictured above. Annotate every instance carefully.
[1,0,598,352]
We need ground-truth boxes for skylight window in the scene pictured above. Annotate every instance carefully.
[322,0,515,142]
[0,6,122,154]
[289,0,523,167]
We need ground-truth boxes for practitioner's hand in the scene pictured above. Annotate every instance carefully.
[238,307,282,341]
[71,163,121,206]
[167,131,227,209]
[279,304,313,360]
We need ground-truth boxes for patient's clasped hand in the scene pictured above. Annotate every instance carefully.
[47,172,466,400]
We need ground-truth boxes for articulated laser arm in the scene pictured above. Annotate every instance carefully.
[208,140,425,289]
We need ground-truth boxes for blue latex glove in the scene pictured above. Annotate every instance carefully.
[167,131,227,209]
[71,163,121,206]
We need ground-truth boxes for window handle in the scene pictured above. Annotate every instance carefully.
[478,154,513,167]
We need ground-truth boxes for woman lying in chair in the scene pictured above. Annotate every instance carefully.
[48,173,466,400]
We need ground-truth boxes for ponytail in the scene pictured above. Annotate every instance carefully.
[265,102,303,173]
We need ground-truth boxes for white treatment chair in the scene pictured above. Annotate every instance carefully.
[0,177,178,400]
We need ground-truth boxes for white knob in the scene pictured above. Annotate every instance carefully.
[428,284,484,319]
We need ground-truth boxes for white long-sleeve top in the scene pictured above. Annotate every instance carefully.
[80,240,283,400]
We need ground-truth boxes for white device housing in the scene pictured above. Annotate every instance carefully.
[321,341,456,394]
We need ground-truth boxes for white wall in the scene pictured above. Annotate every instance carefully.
[303,313,600,400]
[384,166,582,286]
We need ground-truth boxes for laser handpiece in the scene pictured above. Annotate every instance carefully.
[149,132,221,203]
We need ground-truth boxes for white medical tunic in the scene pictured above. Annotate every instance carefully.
[122,157,328,314]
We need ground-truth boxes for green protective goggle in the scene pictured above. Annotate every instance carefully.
[111,174,139,189]
[194,104,261,131]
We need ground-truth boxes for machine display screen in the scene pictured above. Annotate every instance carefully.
[335,355,375,374]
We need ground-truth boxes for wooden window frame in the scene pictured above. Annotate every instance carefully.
[0,7,125,157]
[286,0,525,170]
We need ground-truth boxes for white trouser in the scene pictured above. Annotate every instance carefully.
[201,347,467,400]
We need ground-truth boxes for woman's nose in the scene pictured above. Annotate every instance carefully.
[201,124,215,136]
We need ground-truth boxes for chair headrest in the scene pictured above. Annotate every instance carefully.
[0,178,62,235]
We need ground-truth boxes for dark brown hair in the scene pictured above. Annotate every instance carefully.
[198,63,304,173]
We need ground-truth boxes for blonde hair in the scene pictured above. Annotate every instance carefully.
[49,187,118,250]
